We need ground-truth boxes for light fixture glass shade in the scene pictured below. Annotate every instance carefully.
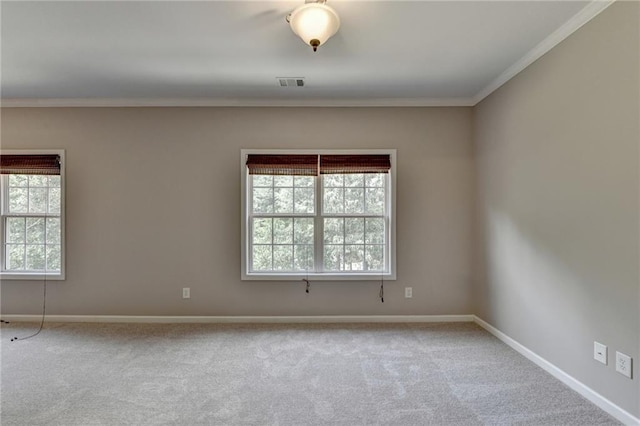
[288,3,340,51]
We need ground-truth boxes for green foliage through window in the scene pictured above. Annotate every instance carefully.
[3,174,62,272]
[249,173,387,274]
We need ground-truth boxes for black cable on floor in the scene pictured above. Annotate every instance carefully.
[11,275,47,342]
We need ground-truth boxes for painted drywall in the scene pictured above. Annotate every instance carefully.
[1,107,474,316]
[473,2,639,417]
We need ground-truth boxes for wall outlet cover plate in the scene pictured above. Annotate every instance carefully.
[615,351,632,379]
[594,341,607,365]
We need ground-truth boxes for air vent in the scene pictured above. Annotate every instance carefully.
[277,77,305,87]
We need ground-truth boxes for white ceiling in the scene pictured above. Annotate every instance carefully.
[1,1,611,106]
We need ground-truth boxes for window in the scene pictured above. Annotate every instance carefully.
[241,150,396,280]
[0,151,65,279]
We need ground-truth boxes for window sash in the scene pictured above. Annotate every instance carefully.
[3,179,61,216]
[248,217,316,273]
[247,173,317,273]
[248,172,389,274]
[319,172,388,273]
[3,217,62,272]
[320,216,388,273]
[250,174,316,216]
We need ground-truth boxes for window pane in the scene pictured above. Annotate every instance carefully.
[323,175,343,187]
[273,218,293,244]
[46,245,61,271]
[293,218,314,244]
[48,188,61,214]
[294,176,313,187]
[344,174,364,187]
[324,245,344,271]
[365,218,385,244]
[252,218,272,244]
[345,245,365,271]
[345,218,364,244]
[274,176,293,187]
[9,187,28,213]
[293,188,314,214]
[48,176,61,188]
[344,188,364,213]
[274,188,293,213]
[365,174,384,187]
[46,218,61,244]
[26,218,45,244]
[28,175,48,187]
[323,187,344,214]
[253,175,273,187]
[294,245,314,271]
[7,244,25,270]
[9,174,28,186]
[365,188,385,214]
[7,218,25,243]
[323,218,344,244]
[28,188,48,213]
[252,245,272,271]
[253,188,274,213]
[365,245,384,271]
[26,245,46,270]
[273,245,293,270]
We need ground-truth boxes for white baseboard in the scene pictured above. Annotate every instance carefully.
[474,316,640,426]
[0,314,474,324]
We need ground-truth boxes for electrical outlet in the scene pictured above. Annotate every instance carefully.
[405,287,412,298]
[615,351,632,379]
[182,287,191,299]
[594,341,607,365]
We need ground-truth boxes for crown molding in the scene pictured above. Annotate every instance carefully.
[472,0,616,105]
[0,97,475,108]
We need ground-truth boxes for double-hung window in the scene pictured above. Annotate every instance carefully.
[0,150,65,280]
[241,150,396,280]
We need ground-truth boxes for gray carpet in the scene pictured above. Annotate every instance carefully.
[1,321,619,425]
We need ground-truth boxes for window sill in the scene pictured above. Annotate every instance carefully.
[242,272,396,281]
[0,272,65,281]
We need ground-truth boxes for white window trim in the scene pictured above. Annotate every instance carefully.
[241,149,396,281]
[0,149,66,280]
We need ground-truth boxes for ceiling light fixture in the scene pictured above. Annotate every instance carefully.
[286,0,340,52]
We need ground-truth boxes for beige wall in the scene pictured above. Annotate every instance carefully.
[0,107,475,316]
[473,2,639,417]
